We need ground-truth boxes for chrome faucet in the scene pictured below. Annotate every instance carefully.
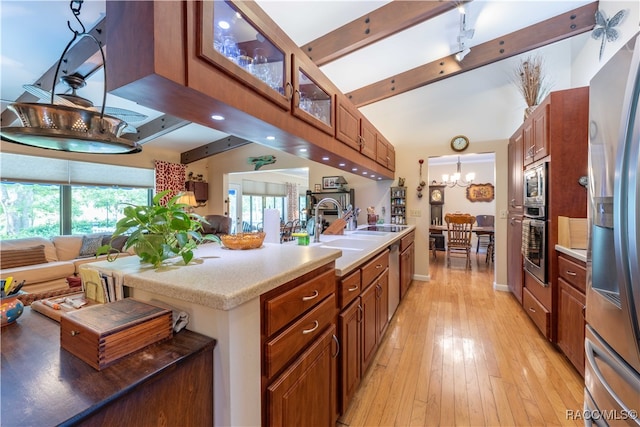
[314,197,343,243]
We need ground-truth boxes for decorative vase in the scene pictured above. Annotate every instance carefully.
[1,292,25,327]
[524,104,538,120]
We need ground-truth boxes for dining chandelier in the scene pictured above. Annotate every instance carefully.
[442,156,475,188]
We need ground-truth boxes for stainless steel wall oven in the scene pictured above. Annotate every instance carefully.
[523,162,548,285]
[522,218,547,285]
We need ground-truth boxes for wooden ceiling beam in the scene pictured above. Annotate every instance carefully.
[301,0,468,67]
[346,2,598,107]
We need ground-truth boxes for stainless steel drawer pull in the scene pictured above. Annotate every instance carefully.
[376,264,383,269]
[302,320,319,335]
[347,285,359,292]
[529,307,536,313]
[302,290,319,301]
[566,270,577,276]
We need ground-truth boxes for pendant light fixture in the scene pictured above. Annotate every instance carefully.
[442,156,475,187]
[0,0,141,154]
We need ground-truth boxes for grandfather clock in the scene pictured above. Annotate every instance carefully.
[428,185,445,225]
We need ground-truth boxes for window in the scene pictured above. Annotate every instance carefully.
[242,195,286,230]
[0,153,154,239]
[0,182,151,239]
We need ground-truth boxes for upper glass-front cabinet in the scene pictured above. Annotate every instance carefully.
[198,1,291,110]
[292,57,334,135]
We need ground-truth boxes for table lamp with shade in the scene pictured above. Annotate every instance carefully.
[177,191,197,213]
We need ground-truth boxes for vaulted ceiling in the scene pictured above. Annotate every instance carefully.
[1,0,603,158]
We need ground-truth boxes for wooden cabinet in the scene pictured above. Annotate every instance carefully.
[376,133,394,169]
[400,231,415,299]
[508,128,524,214]
[556,253,586,376]
[337,249,390,416]
[292,54,334,135]
[360,116,378,161]
[523,286,550,338]
[390,186,407,225]
[261,262,338,426]
[510,87,589,343]
[507,214,523,303]
[523,98,550,166]
[197,0,291,111]
[267,325,337,427]
[339,298,361,412]
[110,1,396,179]
[335,97,361,151]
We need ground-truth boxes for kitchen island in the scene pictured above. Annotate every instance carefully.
[85,225,415,426]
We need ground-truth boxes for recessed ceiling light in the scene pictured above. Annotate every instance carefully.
[339,163,346,167]
[217,21,230,30]
[378,177,382,180]
[352,167,357,171]
[299,148,307,152]
[322,156,329,161]
[370,174,375,178]
[362,171,368,175]
[266,136,275,140]
[211,114,225,121]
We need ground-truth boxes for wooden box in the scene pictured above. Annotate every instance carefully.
[558,216,588,249]
[60,298,173,370]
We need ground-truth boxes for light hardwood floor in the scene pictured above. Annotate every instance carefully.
[338,250,584,426]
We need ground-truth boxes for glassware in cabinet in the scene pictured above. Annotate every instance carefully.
[197,1,291,110]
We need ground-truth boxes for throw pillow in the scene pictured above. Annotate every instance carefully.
[101,234,128,252]
[1,245,47,269]
[79,235,104,257]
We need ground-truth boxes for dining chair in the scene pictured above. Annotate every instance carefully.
[444,213,476,269]
[475,214,495,254]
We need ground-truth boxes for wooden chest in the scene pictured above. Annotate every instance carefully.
[60,298,173,370]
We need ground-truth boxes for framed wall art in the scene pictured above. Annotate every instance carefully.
[322,176,339,190]
[466,183,495,202]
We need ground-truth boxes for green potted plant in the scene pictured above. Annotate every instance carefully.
[97,190,220,268]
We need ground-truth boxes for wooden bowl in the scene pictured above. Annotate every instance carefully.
[220,232,266,250]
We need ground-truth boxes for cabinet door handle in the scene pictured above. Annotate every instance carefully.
[565,270,577,276]
[357,305,363,323]
[359,136,365,147]
[582,305,586,319]
[285,82,293,100]
[347,285,359,292]
[294,89,301,107]
[302,320,319,335]
[302,290,319,301]
[332,334,340,358]
[510,199,516,208]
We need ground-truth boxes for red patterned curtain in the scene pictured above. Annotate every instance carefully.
[154,160,186,205]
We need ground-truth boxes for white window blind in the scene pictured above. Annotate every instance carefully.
[0,153,154,188]
[242,179,286,196]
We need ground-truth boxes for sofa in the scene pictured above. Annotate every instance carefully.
[0,233,129,295]
[201,215,232,236]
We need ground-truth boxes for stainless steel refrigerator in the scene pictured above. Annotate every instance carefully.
[585,32,640,425]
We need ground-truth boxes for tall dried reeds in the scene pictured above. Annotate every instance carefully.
[512,55,550,108]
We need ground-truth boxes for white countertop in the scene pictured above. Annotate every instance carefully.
[555,244,587,263]
[85,225,415,311]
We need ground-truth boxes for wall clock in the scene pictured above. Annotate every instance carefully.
[450,135,469,152]
[429,185,445,205]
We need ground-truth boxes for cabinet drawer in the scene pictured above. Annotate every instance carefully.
[523,287,550,339]
[400,231,415,252]
[339,270,361,310]
[264,269,335,337]
[361,250,389,287]
[558,256,586,293]
[265,294,336,379]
